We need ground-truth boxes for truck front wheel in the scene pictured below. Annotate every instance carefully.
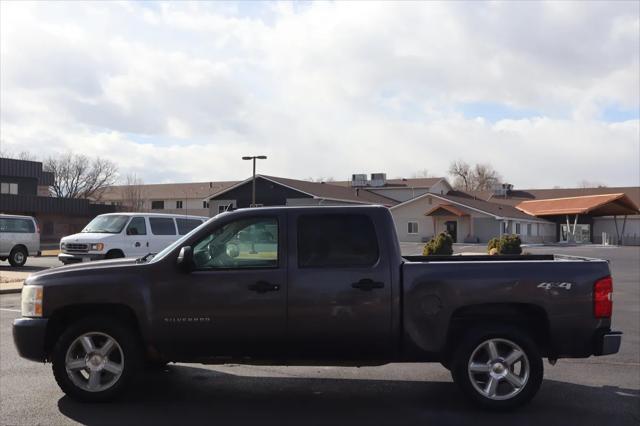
[52,316,141,402]
[450,325,543,410]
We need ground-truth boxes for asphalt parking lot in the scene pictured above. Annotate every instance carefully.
[0,245,638,425]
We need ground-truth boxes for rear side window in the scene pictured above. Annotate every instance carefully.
[176,218,203,235]
[149,218,176,235]
[0,218,35,233]
[297,214,379,267]
[126,217,147,236]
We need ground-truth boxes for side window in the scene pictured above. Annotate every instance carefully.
[151,200,164,210]
[0,218,34,233]
[176,218,202,235]
[126,217,147,236]
[192,217,278,269]
[149,218,176,235]
[297,214,379,268]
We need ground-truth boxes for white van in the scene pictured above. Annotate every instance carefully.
[0,214,41,267]
[58,213,207,265]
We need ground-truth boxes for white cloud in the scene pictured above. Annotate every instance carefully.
[1,1,638,187]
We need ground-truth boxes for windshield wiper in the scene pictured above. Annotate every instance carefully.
[135,253,156,263]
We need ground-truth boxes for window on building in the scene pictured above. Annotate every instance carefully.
[0,182,18,194]
[502,222,509,233]
[515,223,521,235]
[151,200,164,210]
[176,200,183,209]
[408,221,419,234]
[297,214,379,268]
[527,223,532,236]
[535,224,539,236]
[176,218,203,235]
[203,201,209,209]
[218,204,233,214]
[149,217,176,235]
[126,217,147,236]
[192,217,278,269]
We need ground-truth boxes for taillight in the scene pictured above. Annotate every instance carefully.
[594,276,613,318]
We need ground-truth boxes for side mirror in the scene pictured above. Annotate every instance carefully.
[176,246,194,271]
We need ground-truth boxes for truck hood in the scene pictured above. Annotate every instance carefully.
[60,233,117,243]
[25,258,140,284]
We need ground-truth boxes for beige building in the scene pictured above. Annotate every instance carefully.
[99,181,238,217]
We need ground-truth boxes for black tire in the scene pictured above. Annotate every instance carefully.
[8,246,27,267]
[52,316,142,402]
[105,250,125,260]
[450,325,543,410]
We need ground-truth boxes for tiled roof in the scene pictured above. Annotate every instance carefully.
[516,193,639,216]
[332,177,445,188]
[260,175,398,205]
[465,186,640,207]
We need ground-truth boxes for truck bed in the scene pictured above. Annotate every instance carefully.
[402,254,604,262]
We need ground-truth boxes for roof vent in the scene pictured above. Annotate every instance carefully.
[370,173,387,187]
[493,183,513,197]
[351,174,368,187]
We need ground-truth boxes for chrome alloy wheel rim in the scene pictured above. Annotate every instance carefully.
[65,332,124,392]
[14,252,25,263]
[467,338,529,401]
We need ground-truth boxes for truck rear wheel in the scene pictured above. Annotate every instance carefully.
[52,316,141,402]
[450,325,543,410]
[8,246,27,267]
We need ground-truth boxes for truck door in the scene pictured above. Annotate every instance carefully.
[153,212,287,358]
[287,211,392,360]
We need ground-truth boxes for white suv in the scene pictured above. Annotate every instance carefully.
[0,214,41,267]
[58,213,207,265]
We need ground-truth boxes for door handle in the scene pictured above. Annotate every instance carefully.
[351,278,384,291]
[248,281,280,293]
[134,242,141,247]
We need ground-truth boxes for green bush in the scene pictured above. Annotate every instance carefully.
[487,234,522,255]
[423,232,454,256]
[487,237,500,254]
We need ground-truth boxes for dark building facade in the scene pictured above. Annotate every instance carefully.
[0,158,115,242]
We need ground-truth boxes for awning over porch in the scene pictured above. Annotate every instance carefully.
[424,204,468,217]
[515,193,639,217]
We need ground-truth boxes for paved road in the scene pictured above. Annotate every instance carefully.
[0,255,61,272]
[1,246,638,425]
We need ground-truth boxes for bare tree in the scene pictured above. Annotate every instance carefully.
[448,160,474,191]
[44,153,118,200]
[578,179,607,188]
[448,160,502,191]
[411,169,434,178]
[0,148,38,161]
[122,174,145,211]
[473,163,502,191]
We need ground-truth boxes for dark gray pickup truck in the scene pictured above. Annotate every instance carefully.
[13,206,621,409]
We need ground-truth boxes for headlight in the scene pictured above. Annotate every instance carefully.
[90,243,104,251]
[60,242,66,250]
[21,285,43,317]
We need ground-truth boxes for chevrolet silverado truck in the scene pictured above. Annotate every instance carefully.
[13,206,621,409]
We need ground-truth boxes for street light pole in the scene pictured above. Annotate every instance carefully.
[242,155,267,207]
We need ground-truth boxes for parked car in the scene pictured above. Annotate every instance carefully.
[14,206,621,409]
[0,214,40,267]
[58,213,207,264]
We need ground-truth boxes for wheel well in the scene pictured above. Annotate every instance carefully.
[11,244,28,256]
[106,249,124,258]
[445,303,552,359]
[44,304,142,360]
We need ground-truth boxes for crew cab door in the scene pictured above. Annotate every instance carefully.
[286,211,392,360]
[153,212,287,358]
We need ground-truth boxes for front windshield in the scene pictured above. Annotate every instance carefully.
[82,215,129,234]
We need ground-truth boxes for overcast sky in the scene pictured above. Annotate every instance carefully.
[1,1,638,188]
